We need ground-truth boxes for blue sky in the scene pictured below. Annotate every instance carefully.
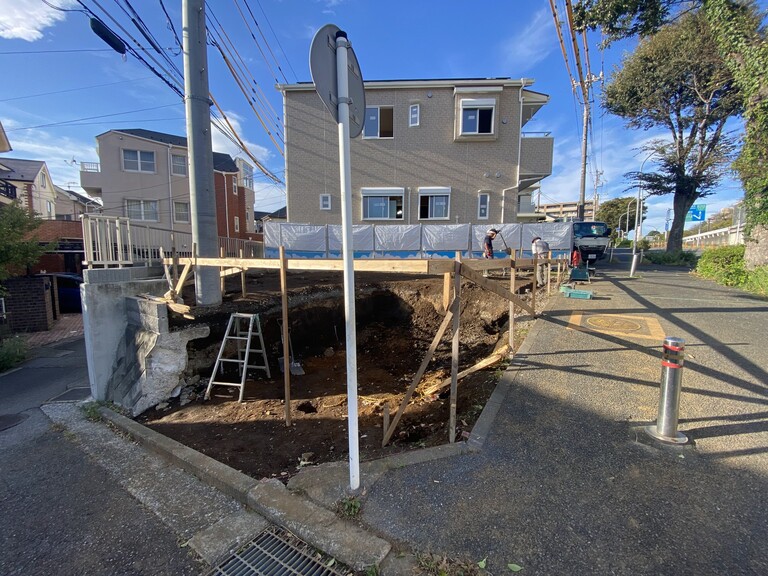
[1,0,762,235]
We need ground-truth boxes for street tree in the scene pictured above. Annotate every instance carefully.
[595,196,646,238]
[0,203,49,287]
[603,10,742,252]
[577,0,768,264]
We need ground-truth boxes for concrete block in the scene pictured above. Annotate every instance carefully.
[186,511,269,566]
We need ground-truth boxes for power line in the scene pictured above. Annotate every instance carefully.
[0,76,155,102]
[6,103,182,131]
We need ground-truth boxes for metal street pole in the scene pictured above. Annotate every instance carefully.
[630,152,654,278]
[335,31,360,492]
[182,0,221,305]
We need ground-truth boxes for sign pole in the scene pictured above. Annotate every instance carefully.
[335,31,360,491]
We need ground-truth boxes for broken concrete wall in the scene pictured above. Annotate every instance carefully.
[81,266,209,415]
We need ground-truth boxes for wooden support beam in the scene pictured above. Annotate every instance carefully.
[423,343,510,397]
[219,247,225,293]
[174,261,193,296]
[531,255,538,313]
[382,300,456,446]
[442,272,451,312]
[509,258,516,351]
[279,246,292,426]
[458,261,536,316]
[240,248,246,298]
[449,259,461,444]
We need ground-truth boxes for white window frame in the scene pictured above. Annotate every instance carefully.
[46,200,53,215]
[122,149,156,173]
[320,194,332,211]
[417,186,451,221]
[477,192,490,220]
[361,187,405,221]
[173,201,190,223]
[171,154,187,177]
[233,180,238,195]
[234,216,240,233]
[409,104,420,127]
[460,98,496,135]
[125,199,159,222]
[363,106,394,139]
[40,172,47,188]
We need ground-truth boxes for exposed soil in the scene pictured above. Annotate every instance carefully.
[138,269,544,482]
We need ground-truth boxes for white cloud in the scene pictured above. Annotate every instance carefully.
[499,8,556,73]
[0,0,76,42]
[211,111,273,165]
[253,182,286,213]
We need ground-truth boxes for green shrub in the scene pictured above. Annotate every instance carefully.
[0,336,27,371]
[644,250,699,267]
[696,245,749,286]
[743,266,768,297]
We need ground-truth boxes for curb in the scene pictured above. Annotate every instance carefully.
[98,407,394,572]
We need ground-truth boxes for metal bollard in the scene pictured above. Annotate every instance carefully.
[645,336,688,444]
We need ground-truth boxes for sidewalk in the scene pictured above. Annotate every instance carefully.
[357,266,768,574]
[22,313,84,348]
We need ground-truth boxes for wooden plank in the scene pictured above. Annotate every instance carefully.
[279,246,292,426]
[174,261,193,295]
[159,247,173,292]
[240,248,246,298]
[423,343,510,397]
[442,272,451,312]
[531,255,537,313]
[509,259,516,350]
[382,301,456,446]
[449,259,461,444]
[458,262,536,316]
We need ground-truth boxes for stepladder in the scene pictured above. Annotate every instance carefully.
[204,313,270,403]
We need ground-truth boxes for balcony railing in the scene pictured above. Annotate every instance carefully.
[81,214,262,268]
[80,162,100,173]
[0,181,17,200]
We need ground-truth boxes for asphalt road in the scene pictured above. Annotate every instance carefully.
[0,338,205,576]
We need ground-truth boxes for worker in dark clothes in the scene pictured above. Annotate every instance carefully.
[483,229,499,259]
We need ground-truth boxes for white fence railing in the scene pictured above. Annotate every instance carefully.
[82,214,262,268]
[682,223,745,248]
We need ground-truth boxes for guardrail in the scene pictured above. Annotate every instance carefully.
[682,223,745,248]
[81,214,262,268]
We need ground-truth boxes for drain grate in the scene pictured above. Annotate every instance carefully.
[208,526,348,576]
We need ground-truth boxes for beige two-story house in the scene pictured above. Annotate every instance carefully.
[80,128,255,239]
[0,158,57,217]
[279,77,553,226]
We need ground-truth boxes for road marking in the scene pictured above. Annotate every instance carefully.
[568,312,666,341]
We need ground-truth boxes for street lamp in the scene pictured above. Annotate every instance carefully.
[630,151,655,277]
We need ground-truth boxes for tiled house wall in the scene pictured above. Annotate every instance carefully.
[284,84,525,226]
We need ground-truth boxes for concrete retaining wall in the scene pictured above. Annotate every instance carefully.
[82,266,209,414]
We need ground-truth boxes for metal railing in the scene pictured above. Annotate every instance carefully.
[682,223,745,248]
[79,162,101,173]
[81,214,262,268]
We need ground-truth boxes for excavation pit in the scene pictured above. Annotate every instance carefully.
[138,270,539,481]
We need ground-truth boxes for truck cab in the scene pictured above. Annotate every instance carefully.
[573,221,611,261]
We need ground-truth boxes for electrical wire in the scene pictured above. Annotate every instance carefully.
[254,0,297,82]
[0,76,155,102]
[6,103,182,131]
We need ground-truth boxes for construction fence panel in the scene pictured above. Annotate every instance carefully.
[328,225,375,259]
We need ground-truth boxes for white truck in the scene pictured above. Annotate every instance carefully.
[573,221,612,262]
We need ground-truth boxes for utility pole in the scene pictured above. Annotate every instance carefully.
[183,0,221,306]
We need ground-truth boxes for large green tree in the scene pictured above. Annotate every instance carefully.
[595,196,647,237]
[603,10,741,252]
[0,203,49,285]
[577,0,768,263]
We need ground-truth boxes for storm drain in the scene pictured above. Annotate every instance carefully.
[208,526,348,576]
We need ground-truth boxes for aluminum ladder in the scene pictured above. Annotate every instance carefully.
[204,313,270,403]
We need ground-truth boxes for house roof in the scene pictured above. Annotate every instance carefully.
[269,206,287,219]
[102,128,239,173]
[54,184,102,206]
[0,158,44,182]
[279,77,537,92]
[254,210,272,220]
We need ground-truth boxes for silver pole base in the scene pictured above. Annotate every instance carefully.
[644,425,688,445]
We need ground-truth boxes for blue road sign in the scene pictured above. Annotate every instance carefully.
[686,204,706,222]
